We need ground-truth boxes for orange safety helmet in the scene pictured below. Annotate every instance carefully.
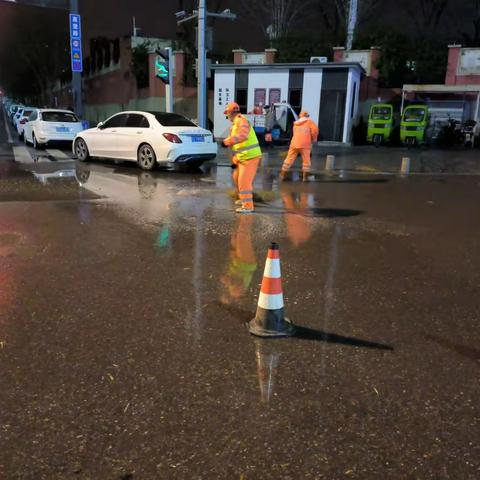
[224,102,241,115]
[299,111,309,118]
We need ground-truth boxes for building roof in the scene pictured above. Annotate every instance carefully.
[403,84,480,93]
[212,62,365,74]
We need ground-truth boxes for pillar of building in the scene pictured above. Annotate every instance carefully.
[369,47,381,79]
[233,49,246,65]
[173,51,185,87]
[265,49,277,64]
[446,44,462,86]
[333,47,345,63]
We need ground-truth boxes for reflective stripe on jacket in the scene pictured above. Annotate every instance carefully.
[224,114,262,162]
[290,117,319,149]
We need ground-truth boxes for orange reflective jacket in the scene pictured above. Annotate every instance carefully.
[290,117,319,149]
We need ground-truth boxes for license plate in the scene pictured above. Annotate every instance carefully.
[56,127,69,133]
[191,135,204,143]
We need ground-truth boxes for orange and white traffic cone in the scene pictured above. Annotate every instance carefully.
[247,242,295,337]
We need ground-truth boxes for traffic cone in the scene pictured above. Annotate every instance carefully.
[247,242,295,337]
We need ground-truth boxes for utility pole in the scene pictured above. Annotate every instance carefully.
[70,0,83,118]
[177,3,236,129]
[346,0,358,51]
[165,47,174,113]
[197,0,207,128]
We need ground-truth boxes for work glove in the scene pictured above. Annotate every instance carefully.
[221,140,228,148]
[230,163,237,170]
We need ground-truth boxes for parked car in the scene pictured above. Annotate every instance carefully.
[12,107,23,126]
[15,107,35,140]
[8,104,22,122]
[73,111,218,170]
[24,109,84,149]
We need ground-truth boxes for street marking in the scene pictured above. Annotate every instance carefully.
[13,146,34,163]
[46,149,74,161]
[2,107,13,144]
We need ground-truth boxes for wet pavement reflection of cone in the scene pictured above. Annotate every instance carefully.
[247,242,295,337]
[255,339,280,402]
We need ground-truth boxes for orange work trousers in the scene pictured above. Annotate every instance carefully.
[232,156,261,210]
[282,147,311,172]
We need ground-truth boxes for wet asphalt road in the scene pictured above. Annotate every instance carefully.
[0,109,479,479]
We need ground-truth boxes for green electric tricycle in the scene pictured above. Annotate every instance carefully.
[367,103,394,147]
[400,105,429,147]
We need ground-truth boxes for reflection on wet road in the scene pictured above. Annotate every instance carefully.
[1,138,479,479]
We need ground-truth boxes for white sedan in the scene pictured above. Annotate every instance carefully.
[24,109,84,149]
[15,107,34,139]
[73,111,217,170]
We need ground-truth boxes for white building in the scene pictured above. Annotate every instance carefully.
[212,57,364,144]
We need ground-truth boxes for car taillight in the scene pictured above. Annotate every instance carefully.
[163,133,182,144]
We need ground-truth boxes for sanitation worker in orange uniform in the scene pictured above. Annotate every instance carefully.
[280,111,319,181]
[222,102,262,214]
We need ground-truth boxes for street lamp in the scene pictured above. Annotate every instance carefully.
[176,2,236,129]
[0,0,83,118]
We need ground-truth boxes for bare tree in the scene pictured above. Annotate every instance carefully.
[239,0,315,41]
[2,9,68,102]
[407,0,450,35]
[316,0,384,45]
[456,0,480,45]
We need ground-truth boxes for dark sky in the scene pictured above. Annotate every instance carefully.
[80,0,264,53]
[0,0,264,61]
[0,0,477,63]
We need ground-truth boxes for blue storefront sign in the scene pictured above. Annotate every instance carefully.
[69,14,83,73]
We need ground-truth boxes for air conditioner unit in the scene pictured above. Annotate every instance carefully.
[310,56,328,64]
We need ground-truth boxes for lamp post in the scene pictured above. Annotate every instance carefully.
[177,4,236,128]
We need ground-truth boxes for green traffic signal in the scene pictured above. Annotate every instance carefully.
[156,62,168,79]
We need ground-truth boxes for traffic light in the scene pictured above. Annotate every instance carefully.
[155,49,170,84]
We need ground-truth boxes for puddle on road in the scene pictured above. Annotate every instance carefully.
[0,159,97,202]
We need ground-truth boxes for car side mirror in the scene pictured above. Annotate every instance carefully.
[97,121,105,129]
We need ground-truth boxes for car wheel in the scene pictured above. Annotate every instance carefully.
[74,138,90,162]
[137,143,157,171]
[33,133,44,150]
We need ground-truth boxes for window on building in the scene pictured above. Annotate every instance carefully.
[254,88,266,106]
[269,88,281,105]
[289,89,302,114]
[351,82,357,118]
[236,89,248,113]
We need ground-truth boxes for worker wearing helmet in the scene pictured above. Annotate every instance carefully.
[280,111,319,181]
[222,102,262,214]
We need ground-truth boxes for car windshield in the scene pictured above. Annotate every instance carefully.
[371,107,391,120]
[151,112,196,127]
[42,111,79,123]
[404,108,425,122]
